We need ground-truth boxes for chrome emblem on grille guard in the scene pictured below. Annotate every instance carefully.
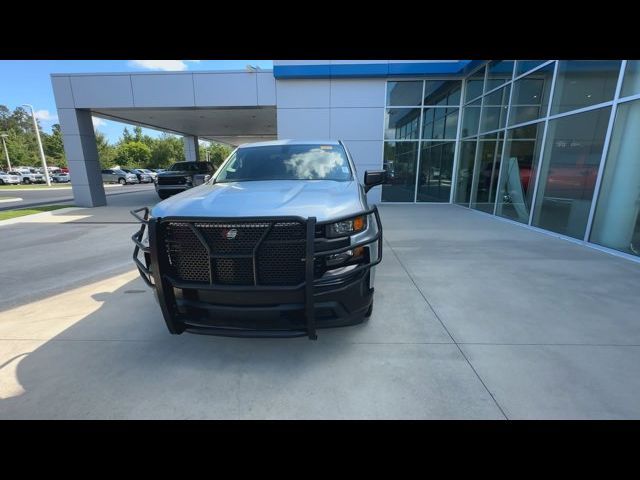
[224,228,238,240]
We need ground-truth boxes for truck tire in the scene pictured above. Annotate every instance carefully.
[364,300,373,318]
[118,178,126,185]
[158,191,170,200]
[23,178,31,184]
[0,179,4,185]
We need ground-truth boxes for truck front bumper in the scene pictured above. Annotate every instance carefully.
[131,207,382,339]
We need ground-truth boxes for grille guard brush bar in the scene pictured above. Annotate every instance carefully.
[130,206,383,340]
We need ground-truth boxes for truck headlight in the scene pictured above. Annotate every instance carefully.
[326,215,367,238]
[185,175,193,185]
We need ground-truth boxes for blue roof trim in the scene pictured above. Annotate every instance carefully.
[273,64,331,78]
[330,63,389,77]
[461,60,488,76]
[387,61,471,75]
[274,61,479,79]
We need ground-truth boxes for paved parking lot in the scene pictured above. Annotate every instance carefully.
[1,191,640,419]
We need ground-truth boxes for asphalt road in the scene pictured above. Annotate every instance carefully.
[0,183,156,211]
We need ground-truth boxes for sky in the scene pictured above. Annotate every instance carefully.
[0,60,273,143]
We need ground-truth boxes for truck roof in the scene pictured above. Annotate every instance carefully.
[237,139,342,149]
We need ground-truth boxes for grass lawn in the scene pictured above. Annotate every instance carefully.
[0,184,72,190]
[0,205,72,221]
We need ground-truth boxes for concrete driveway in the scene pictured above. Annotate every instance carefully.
[1,192,640,419]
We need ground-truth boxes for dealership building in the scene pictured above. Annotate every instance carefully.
[51,60,640,261]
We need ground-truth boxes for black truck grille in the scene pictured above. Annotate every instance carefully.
[158,176,186,185]
[162,220,314,286]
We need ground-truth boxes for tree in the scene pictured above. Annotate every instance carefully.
[121,127,133,144]
[95,131,117,167]
[149,133,184,169]
[114,141,152,168]
[42,123,66,167]
[200,142,233,168]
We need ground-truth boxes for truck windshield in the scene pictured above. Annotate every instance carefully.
[168,162,212,172]
[215,144,352,183]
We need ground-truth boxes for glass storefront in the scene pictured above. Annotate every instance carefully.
[495,123,544,224]
[470,133,504,213]
[531,107,610,239]
[509,62,554,126]
[382,80,461,203]
[382,61,640,260]
[454,141,477,205]
[382,141,419,202]
[550,60,621,115]
[417,141,455,202]
[590,99,640,257]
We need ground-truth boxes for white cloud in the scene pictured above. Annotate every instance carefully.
[128,60,200,71]
[92,117,107,128]
[34,110,57,122]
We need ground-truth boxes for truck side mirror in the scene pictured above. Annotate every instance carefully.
[364,170,387,193]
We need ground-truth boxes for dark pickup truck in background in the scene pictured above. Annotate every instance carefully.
[154,161,215,199]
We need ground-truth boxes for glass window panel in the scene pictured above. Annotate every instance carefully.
[532,107,611,239]
[515,61,547,77]
[422,107,458,139]
[470,132,504,213]
[620,60,640,98]
[465,66,486,102]
[590,99,640,256]
[551,60,621,115]
[382,142,419,202]
[386,81,423,106]
[461,100,481,138]
[509,63,554,126]
[385,108,421,140]
[480,85,510,133]
[424,80,461,106]
[485,60,514,92]
[496,123,545,224]
[417,141,455,202]
[422,108,434,139]
[454,139,478,204]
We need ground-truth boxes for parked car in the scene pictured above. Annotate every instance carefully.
[101,169,139,185]
[0,171,21,185]
[154,161,215,199]
[120,168,153,183]
[138,168,158,180]
[9,170,45,184]
[131,140,386,339]
[51,172,71,183]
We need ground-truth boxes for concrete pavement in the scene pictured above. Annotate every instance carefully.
[1,198,640,418]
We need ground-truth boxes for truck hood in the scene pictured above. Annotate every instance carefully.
[151,180,366,222]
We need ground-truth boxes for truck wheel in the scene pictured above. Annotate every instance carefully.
[0,179,4,185]
[158,191,170,200]
[118,178,126,185]
[24,178,31,184]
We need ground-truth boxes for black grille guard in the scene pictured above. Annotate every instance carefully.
[130,206,383,340]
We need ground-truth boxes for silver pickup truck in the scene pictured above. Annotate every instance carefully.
[10,170,45,184]
[132,140,386,339]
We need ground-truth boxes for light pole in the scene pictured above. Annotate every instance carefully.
[0,134,11,172]
[21,104,51,186]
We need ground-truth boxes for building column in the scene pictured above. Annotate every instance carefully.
[57,108,106,207]
[183,135,200,162]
